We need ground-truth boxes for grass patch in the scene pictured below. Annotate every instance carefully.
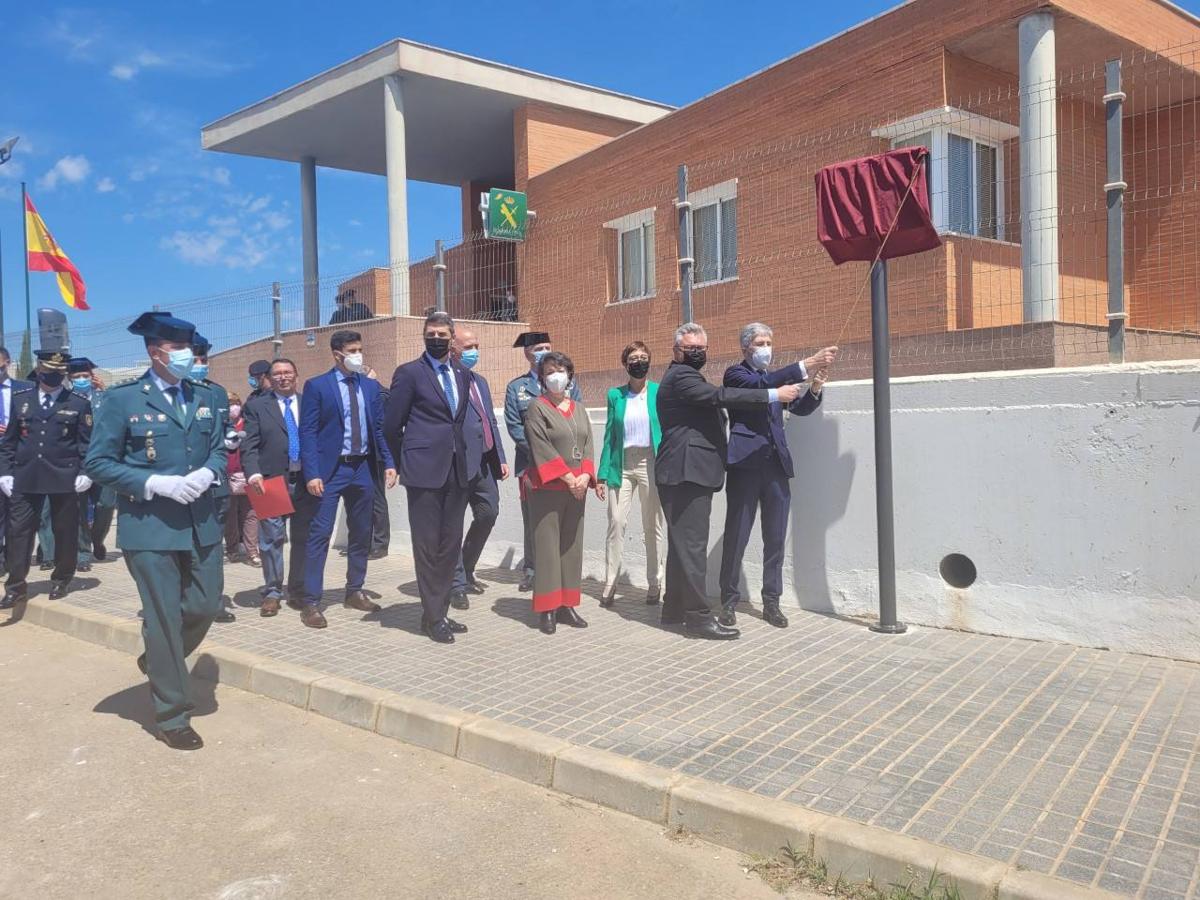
[746,842,964,899]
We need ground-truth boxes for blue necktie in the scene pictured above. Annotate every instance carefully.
[0,384,8,427]
[439,364,457,415]
[283,397,300,463]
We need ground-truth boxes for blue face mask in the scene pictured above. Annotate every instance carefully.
[161,347,194,381]
[72,377,92,393]
[191,363,209,380]
[532,349,549,367]
[460,349,479,370]
[249,376,259,389]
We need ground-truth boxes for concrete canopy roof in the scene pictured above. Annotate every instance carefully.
[201,39,674,185]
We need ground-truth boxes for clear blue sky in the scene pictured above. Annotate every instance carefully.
[0,0,895,346]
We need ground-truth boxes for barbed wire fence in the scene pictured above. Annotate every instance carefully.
[19,41,1199,399]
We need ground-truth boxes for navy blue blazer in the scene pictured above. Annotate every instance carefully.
[723,360,821,478]
[299,368,393,483]
[463,371,506,481]
[383,355,470,490]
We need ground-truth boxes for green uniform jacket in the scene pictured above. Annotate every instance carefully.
[196,377,231,499]
[597,382,661,488]
[84,371,227,551]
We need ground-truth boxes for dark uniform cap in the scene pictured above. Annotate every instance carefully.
[512,331,551,349]
[127,311,196,343]
[34,349,70,372]
[191,333,212,357]
[67,357,95,374]
[248,359,271,377]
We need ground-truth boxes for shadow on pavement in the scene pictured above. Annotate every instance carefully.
[94,661,219,737]
[362,600,425,636]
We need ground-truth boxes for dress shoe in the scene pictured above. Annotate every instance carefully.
[660,613,685,626]
[137,653,148,675]
[260,597,281,617]
[450,591,470,610]
[214,608,236,623]
[539,611,557,634]
[466,577,487,594]
[39,561,54,571]
[685,617,740,640]
[0,589,26,610]
[344,590,381,613]
[286,595,306,611]
[518,573,534,593]
[245,556,262,568]
[645,587,662,606]
[446,617,468,634]
[718,607,738,628]
[421,618,455,644]
[555,606,588,628]
[93,542,107,561]
[157,725,203,751]
[368,547,389,560]
[300,605,328,629]
[49,580,71,600]
[762,604,789,628]
[599,590,616,609]
[77,561,92,573]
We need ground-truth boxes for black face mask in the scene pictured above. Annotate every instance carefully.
[626,360,650,380]
[681,348,707,370]
[38,371,65,388]
[424,337,451,359]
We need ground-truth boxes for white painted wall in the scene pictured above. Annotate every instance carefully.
[382,362,1200,662]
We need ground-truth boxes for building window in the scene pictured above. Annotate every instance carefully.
[604,207,656,302]
[689,179,738,285]
[874,107,1016,242]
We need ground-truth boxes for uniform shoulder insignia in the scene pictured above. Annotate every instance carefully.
[110,377,140,389]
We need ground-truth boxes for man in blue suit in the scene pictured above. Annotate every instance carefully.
[718,323,837,629]
[384,311,472,644]
[297,329,396,629]
[448,326,508,610]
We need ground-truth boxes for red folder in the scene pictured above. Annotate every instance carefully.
[245,475,295,519]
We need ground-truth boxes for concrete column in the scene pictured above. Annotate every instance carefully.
[1019,11,1059,323]
[384,75,410,317]
[300,156,320,329]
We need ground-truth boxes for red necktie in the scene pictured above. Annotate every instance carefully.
[470,380,494,452]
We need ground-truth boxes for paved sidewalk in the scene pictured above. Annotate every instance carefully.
[32,552,1200,899]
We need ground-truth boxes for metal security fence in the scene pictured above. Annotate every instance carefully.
[21,43,1200,396]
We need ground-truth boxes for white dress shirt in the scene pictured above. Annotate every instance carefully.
[622,386,652,449]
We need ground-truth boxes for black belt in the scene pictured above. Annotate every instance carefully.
[338,454,368,464]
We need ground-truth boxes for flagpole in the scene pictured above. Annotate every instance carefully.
[20,182,30,356]
[0,225,6,342]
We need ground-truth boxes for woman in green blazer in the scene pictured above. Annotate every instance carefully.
[596,341,665,607]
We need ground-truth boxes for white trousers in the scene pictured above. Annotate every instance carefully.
[604,447,666,594]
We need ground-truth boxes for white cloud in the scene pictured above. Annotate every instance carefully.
[39,155,91,190]
[263,211,290,231]
[348,219,363,227]
[110,64,136,81]
[161,230,226,266]
[207,167,231,187]
[96,177,116,193]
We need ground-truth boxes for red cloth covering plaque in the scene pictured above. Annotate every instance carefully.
[815,146,941,265]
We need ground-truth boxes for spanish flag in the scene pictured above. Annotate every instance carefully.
[25,193,89,311]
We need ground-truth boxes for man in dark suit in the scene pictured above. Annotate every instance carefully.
[298,330,396,629]
[242,357,312,617]
[654,323,804,640]
[718,324,837,629]
[0,350,93,607]
[384,311,472,644]
[0,346,34,574]
[448,326,508,610]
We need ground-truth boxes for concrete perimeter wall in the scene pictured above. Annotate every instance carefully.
[380,362,1198,662]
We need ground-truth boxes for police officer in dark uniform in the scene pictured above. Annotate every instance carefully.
[85,311,226,751]
[0,350,93,607]
[67,357,115,572]
[504,332,581,592]
[191,333,236,623]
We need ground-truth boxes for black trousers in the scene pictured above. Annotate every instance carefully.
[371,461,390,553]
[406,479,470,623]
[454,470,500,591]
[7,491,79,592]
[657,482,718,623]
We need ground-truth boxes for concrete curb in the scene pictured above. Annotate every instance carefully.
[22,598,1126,900]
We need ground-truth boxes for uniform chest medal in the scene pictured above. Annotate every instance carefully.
[146,430,157,462]
[197,406,212,419]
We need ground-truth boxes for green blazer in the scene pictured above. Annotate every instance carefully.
[598,381,661,488]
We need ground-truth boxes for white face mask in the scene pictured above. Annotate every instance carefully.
[751,346,772,370]
[340,351,365,373]
[545,371,571,394]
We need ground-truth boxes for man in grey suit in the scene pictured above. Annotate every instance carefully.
[449,327,508,610]
[241,358,312,617]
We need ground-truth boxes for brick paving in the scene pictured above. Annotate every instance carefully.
[43,553,1200,899]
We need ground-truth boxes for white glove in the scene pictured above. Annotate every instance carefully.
[74,474,93,493]
[183,467,216,493]
[223,429,244,451]
[145,474,203,505]
[0,476,12,497]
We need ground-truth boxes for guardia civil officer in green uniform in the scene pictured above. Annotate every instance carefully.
[190,332,237,623]
[85,312,226,751]
[0,349,93,608]
[504,332,581,592]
